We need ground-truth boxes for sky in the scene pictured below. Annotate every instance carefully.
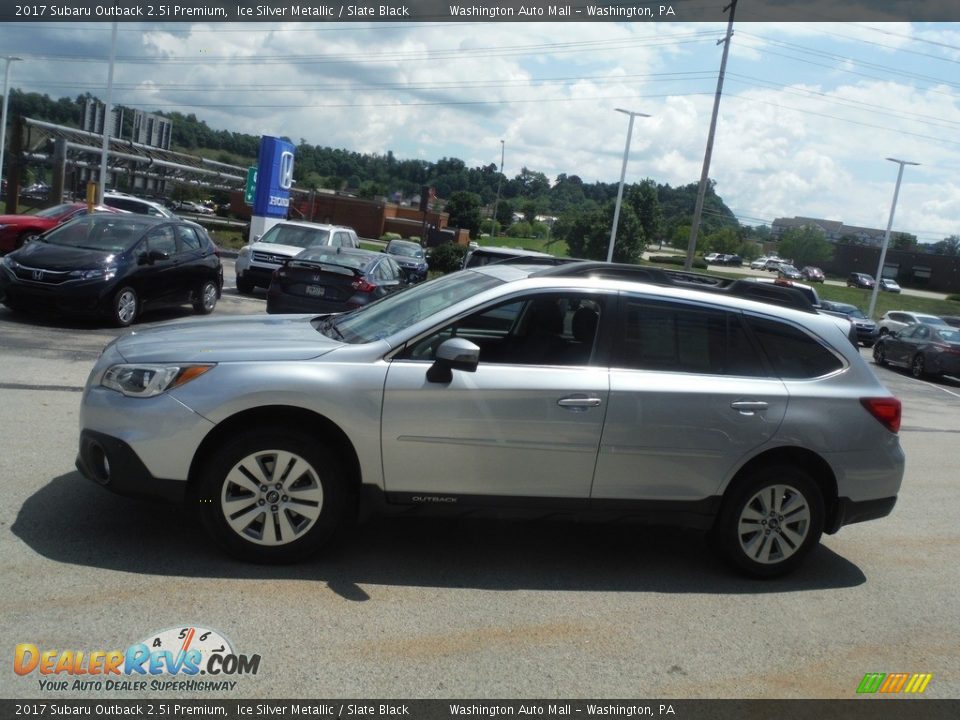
[0,17,959,244]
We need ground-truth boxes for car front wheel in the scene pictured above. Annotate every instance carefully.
[195,429,349,563]
[715,466,824,578]
[911,354,926,379]
[236,276,256,294]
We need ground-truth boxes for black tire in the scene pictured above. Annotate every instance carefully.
[714,466,824,578]
[879,327,889,336]
[911,354,926,379]
[193,279,219,314]
[236,276,256,295]
[862,342,874,349]
[195,429,348,563]
[112,286,139,327]
[873,344,887,366]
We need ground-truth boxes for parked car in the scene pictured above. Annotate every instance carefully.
[940,315,960,329]
[879,278,901,293]
[719,254,743,267]
[235,221,361,294]
[847,272,875,289]
[820,300,878,347]
[0,214,222,326]
[763,258,785,271]
[801,266,825,283]
[75,260,904,578]
[266,247,406,314]
[874,323,960,379]
[704,252,721,264]
[384,238,429,283]
[777,264,804,281]
[878,310,950,337]
[750,256,773,270]
[177,200,213,215]
[0,202,123,253]
[102,193,176,218]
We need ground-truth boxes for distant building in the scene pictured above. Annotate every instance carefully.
[771,216,893,247]
[131,110,172,150]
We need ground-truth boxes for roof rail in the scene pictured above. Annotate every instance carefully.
[536,261,816,312]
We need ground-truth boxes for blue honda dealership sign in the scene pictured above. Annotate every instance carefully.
[252,136,295,218]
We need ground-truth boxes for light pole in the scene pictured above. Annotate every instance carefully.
[490,139,504,238]
[0,55,23,198]
[607,108,650,263]
[867,157,920,320]
[98,23,118,203]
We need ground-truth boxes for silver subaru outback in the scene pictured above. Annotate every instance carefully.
[76,261,905,577]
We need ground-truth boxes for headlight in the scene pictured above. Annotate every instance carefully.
[2,255,19,270]
[238,246,250,257]
[70,266,117,281]
[101,363,214,398]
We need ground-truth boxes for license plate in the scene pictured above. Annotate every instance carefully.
[305,285,325,297]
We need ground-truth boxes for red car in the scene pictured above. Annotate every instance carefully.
[0,202,122,253]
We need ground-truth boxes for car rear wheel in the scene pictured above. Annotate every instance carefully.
[715,466,824,578]
[193,279,219,314]
[911,354,926,379]
[195,429,348,563]
[112,286,139,327]
[873,344,887,366]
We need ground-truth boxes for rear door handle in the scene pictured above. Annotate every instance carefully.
[731,400,768,415]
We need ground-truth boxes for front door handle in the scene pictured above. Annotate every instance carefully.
[558,395,603,412]
[731,400,768,416]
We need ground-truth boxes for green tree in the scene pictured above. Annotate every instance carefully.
[560,201,645,263]
[704,227,740,254]
[445,191,483,238]
[777,226,834,267]
[929,235,960,256]
[627,179,664,248]
[890,232,917,252]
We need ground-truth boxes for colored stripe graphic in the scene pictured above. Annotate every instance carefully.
[857,672,932,694]
[857,673,885,694]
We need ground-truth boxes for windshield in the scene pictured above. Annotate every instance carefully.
[327,270,502,343]
[42,217,150,252]
[387,242,424,258]
[258,224,330,249]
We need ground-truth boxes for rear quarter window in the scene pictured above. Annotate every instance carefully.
[747,316,844,379]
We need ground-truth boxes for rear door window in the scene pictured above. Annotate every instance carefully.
[746,316,844,379]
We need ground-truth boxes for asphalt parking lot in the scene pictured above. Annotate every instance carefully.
[0,262,958,701]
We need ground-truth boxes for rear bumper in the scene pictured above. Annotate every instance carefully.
[826,496,897,534]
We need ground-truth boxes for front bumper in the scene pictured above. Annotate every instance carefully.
[0,269,113,315]
[76,430,187,503]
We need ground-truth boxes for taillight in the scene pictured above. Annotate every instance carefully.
[351,277,376,293]
[860,397,901,434]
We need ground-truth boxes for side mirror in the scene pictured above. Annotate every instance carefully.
[426,338,480,384]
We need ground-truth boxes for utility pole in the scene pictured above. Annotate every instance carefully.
[867,158,919,320]
[684,0,737,270]
[490,139,505,238]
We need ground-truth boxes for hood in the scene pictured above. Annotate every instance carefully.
[10,240,119,270]
[115,314,343,363]
[393,257,426,267]
[249,241,309,260]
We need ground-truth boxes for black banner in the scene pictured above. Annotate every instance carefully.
[3,1,960,24]
[2,700,959,720]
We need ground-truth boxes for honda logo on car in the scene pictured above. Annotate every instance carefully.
[12,626,260,693]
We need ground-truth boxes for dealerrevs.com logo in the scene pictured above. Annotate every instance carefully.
[14,626,261,693]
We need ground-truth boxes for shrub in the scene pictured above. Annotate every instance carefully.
[380,232,402,241]
[428,243,469,274]
[947,294,960,303]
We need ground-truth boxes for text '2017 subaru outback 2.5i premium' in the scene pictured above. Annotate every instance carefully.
[76,261,905,577]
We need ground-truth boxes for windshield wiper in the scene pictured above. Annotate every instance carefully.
[317,316,344,340]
